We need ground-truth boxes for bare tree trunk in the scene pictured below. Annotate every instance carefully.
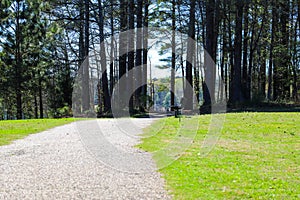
[177,3,185,92]
[292,1,300,101]
[281,2,290,99]
[228,9,234,103]
[81,0,90,112]
[195,9,201,104]
[184,0,195,110]
[110,0,114,96]
[34,89,38,119]
[38,73,43,118]
[135,0,143,111]
[128,0,135,113]
[15,0,23,119]
[212,0,220,100]
[272,1,279,100]
[202,0,215,111]
[118,0,128,110]
[98,0,111,113]
[171,0,176,109]
[242,3,249,100]
[194,49,200,103]
[142,0,149,102]
[84,0,89,62]
[230,0,243,104]
[268,1,276,100]
[246,3,265,102]
[220,17,227,102]
[274,1,290,100]
[259,49,267,99]
[257,0,268,100]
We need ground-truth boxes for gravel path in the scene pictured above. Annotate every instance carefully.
[0,119,171,199]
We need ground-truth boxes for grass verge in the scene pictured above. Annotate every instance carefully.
[138,112,300,199]
[0,118,79,146]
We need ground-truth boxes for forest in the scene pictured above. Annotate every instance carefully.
[0,0,299,119]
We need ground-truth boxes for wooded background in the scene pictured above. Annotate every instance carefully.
[0,0,299,119]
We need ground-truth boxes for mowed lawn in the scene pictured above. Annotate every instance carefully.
[0,118,77,146]
[139,112,300,199]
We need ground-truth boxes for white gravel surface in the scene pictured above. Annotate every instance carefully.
[0,119,171,199]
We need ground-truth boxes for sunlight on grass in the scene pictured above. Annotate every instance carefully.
[139,113,300,199]
[0,118,79,146]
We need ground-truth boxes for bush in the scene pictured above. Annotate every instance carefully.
[49,105,73,118]
[58,105,73,117]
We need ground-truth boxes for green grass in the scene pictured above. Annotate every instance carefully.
[0,118,78,146]
[138,113,300,199]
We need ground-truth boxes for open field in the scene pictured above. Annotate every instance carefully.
[139,112,300,199]
[0,118,77,146]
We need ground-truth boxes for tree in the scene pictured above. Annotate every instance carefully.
[97,0,111,113]
[142,0,149,102]
[135,0,143,111]
[171,0,176,108]
[184,0,195,110]
[82,0,90,112]
[119,0,128,96]
[229,0,243,104]
[128,0,135,113]
[0,0,52,119]
[1,0,300,120]
[201,0,216,112]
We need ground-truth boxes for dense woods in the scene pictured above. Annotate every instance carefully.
[0,0,299,119]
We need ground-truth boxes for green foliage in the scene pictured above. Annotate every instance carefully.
[0,0,71,119]
[163,92,180,108]
[48,105,73,118]
[1,0,299,119]
[157,83,168,92]
[139,113,300,199]
[57,105,73,118]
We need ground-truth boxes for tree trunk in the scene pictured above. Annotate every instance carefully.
[280,2,290,99]
[119,0,127,79]
[230,0,244,104]
[61,41,72,108]
[118,0,128,110]
[274,1,290,100]
[268,2,276,100]
[184,0,195,110]
[39,71,43,119]
[98,0,111,113]
[81,0,90,112]
[110,0,114,96]
[135,0,143,111]
[259,49,267,99]
[202,0,215,111]
[142,0,149,101]
[128,0,135,113]
[242,3,249,100]
[171,0,176,109]
[292,1,300,100]
[273,5,279,101]
[16,0,22,119]
[212,0,220,100]
[34,92,38,119]
[220,17,227,102]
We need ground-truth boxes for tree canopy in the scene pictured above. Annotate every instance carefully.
[0,0,299,119]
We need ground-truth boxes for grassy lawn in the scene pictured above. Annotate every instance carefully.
[0,118,78,146]
[138,113,300,199]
